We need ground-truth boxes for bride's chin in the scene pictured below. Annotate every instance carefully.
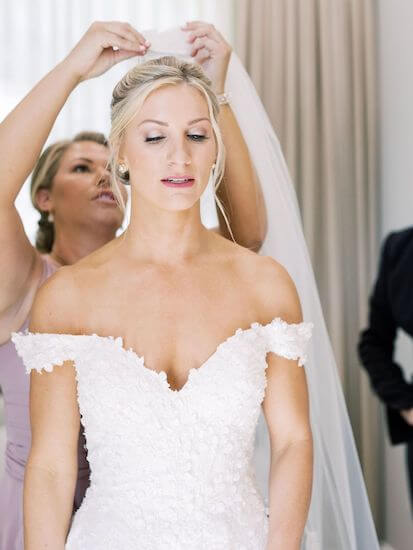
[158,197,202,213]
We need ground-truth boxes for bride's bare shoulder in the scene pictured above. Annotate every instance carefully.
[29,264,87,334]
[233,251,303,324]
[212,232,284,275]
[210,230,260,259]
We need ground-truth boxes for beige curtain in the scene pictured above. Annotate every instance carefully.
[235,0,381,528]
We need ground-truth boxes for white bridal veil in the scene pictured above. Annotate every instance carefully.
[142,28,379,549]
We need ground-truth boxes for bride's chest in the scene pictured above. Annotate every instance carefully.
[79,276,260,391]
[74,329,269,433]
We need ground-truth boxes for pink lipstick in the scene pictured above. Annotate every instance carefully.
[161,175,195,188]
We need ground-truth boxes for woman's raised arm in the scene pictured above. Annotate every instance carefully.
[0,22,147,333]
[184,21,267,251]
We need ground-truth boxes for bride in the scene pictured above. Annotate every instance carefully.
[13,20,381,550]
[13,34,313,550]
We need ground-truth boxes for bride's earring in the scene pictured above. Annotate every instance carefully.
[117,163,130,184]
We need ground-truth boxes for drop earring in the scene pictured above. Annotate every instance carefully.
[117,163,130,184]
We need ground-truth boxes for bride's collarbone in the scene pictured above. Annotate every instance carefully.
[71,252,268,360]
[77,267,256,317]
[76,305,260,374]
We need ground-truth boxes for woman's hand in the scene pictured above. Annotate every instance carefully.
[401,408,413,425]
[63,21,150,82]
[183,21,232,93]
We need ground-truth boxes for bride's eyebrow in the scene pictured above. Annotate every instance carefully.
[188,117,211,125]
[73,157,93,163]
[137,117,211,127]
[138,119,168,127]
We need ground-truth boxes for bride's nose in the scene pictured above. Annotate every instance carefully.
[166,138,191,167]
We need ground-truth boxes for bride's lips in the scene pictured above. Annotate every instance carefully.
[161,175,195,188]
[93,190,117,204]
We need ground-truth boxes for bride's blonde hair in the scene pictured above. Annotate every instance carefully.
[109,56,231,235]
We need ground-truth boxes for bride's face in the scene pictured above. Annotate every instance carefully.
[120,83,216,212]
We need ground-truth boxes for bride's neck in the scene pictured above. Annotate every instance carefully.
[122,199,208,264]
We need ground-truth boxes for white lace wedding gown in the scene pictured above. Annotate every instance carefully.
[12,317,312,550]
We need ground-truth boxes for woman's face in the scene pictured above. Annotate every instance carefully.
[36,141,127,233]
[120,83,216,212]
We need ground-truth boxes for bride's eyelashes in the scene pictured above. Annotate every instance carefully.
[144,134,210,143]
[188,134,209,142]
[72,163,91,173]
[144,136,164,143]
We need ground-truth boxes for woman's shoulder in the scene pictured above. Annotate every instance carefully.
[40,237,120,296]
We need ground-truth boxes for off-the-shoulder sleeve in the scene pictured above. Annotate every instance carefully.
[259,318,313,366]
[11,331,82,374]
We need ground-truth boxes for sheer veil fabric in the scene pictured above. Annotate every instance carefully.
[139,28,379,549]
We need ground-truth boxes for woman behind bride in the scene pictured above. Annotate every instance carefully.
[13,35,313,549]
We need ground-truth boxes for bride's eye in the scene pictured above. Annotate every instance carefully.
[188,134,208,142]
[72,164,90,173]
[145,136,165,143]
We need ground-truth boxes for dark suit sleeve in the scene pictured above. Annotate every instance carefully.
[358,233,413,444]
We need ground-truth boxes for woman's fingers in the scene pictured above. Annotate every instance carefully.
[187,27,221,45]
[183,20,215,32]
[101,31,144,53]
[104,21,150,48]
[194,47,212,65]
[123,22,149,46]
[190,37,223,58]
[112,49,141,63]
[183,21,226,45]
[88,21,149,54]
[182,21,231,92]
[64,21,150,81]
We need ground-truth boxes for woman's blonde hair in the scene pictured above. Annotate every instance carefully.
[30,131,108,253]
[109,56,231,236]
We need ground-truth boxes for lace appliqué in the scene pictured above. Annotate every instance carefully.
[11,318,312,550]
[258,317,313,366]
[11,332,88,373]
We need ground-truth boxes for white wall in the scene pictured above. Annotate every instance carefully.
[378,1,413,548]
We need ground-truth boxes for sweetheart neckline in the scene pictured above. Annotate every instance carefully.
[15,317,310,394]
[94,322,257,394]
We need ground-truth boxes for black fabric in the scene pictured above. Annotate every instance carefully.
[358,227,413,445]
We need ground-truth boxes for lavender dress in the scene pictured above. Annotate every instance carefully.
[0,255,90,550]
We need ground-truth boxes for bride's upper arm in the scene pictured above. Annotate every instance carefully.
[29,358,80,476]
[255,257,312,452]
[28,267,81,474]
[262,351,311,455]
